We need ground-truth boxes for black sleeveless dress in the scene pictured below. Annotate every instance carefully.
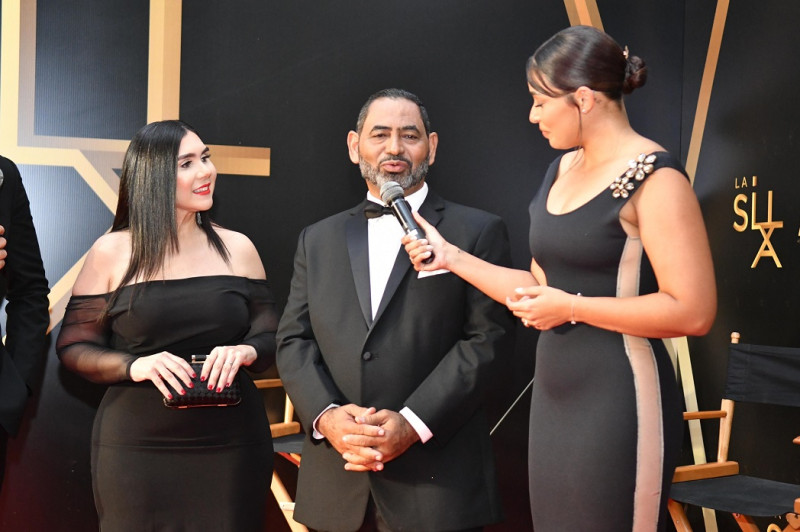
[526,152,685,531]
[57,276,277,531]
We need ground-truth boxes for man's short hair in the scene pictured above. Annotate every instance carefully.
[355,88,432,135]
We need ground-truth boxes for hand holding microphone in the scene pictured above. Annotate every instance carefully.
[380,181,435,264]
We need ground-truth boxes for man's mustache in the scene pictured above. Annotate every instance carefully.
[379,155,412,166]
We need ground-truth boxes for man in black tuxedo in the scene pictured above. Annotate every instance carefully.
[276,88,513,531]
[0,156,50,490]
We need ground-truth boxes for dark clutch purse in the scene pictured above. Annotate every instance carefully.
[163,354,242,409]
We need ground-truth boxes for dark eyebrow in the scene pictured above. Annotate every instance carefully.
[368,125,421,133]
[177,146,210,160]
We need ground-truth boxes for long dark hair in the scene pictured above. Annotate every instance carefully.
[107,120,229,310]
[526,25,647,102]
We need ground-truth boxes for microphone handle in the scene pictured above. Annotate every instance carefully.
[389,198,435,264]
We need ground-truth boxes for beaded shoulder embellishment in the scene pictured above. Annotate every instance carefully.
[609,153,657,199]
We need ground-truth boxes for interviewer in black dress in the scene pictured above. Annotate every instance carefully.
[403,26,716,531]
[57,120,277,531]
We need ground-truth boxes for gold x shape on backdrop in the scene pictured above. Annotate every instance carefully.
[0,0,271,331]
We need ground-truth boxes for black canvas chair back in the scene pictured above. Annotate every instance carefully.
[668,333,800,532]
[725,342,800,408]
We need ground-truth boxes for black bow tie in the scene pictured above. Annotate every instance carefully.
[364,203,395,219]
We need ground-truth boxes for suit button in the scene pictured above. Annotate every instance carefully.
[362,352,373,361]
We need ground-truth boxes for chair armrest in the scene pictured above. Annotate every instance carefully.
[682,410,727,420]
[254,378,283,389]
[271,421,302,439]
[672,461,739,482]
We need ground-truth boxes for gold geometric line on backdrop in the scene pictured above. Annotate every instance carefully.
[149,0,182,123]
[670,4,729,529]
[564,2,728,531]
[564,0,603,30]
[685,0,729,184]
[0,0,271,331]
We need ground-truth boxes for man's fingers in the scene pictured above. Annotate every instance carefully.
[342,451,384,472]
[348,421,386,436]
[343,463,371,472]
[342,433,383,447]
[343,462,383,472]
[342,447,382,461]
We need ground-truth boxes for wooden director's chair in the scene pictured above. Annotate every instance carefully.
[254,378,307,532]
[668,332,800,531]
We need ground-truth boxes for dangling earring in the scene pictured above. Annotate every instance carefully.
[196,212,202,226]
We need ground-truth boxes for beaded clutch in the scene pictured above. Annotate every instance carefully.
[163,355,242,409]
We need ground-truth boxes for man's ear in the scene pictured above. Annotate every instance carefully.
[347,130,360,164]
[427,132,439,165]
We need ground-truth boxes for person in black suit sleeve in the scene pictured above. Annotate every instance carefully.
[276,88,514,532]
[0,155,50,490]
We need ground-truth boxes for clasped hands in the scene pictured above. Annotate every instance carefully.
[506,286,575,330]
[318,404,420,472]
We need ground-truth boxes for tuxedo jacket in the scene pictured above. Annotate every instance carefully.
[0,156,50,436]
[276,190,513,531]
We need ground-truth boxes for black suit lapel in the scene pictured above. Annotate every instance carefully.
[372,190,445,323]
[417,190,445,228]
[372,247,409,323]
[345,204,373,326]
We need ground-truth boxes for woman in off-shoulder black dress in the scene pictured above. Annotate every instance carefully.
[56,120,277,531]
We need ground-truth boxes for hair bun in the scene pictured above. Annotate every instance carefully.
[622,54,647,94]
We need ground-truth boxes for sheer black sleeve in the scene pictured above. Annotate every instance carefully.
[56,294,135,384]
[240,279,279,373]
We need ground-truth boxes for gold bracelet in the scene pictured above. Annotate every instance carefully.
[570,293,582,325]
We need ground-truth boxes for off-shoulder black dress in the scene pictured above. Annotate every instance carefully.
[57,276,278,531]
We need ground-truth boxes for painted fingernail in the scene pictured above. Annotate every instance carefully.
[208,384,214,390]
[180,389,186,395]
[188,382,194,389]
[200,376,206,382]
[216,387,222,393]
[167,393,173,400]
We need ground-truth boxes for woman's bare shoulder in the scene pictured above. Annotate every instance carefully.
[214,227,266,280]
[73,231,131,295]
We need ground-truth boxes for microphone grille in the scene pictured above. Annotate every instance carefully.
[379,181,404,203]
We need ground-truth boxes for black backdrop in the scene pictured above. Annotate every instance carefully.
[1,1,798,530]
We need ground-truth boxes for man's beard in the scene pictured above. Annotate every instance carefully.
[360,155,429,191]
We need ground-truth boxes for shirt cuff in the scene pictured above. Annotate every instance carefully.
[312,403,339,440]
[400,406,433,443]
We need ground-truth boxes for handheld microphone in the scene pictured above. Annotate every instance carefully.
[379,181,435,264]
